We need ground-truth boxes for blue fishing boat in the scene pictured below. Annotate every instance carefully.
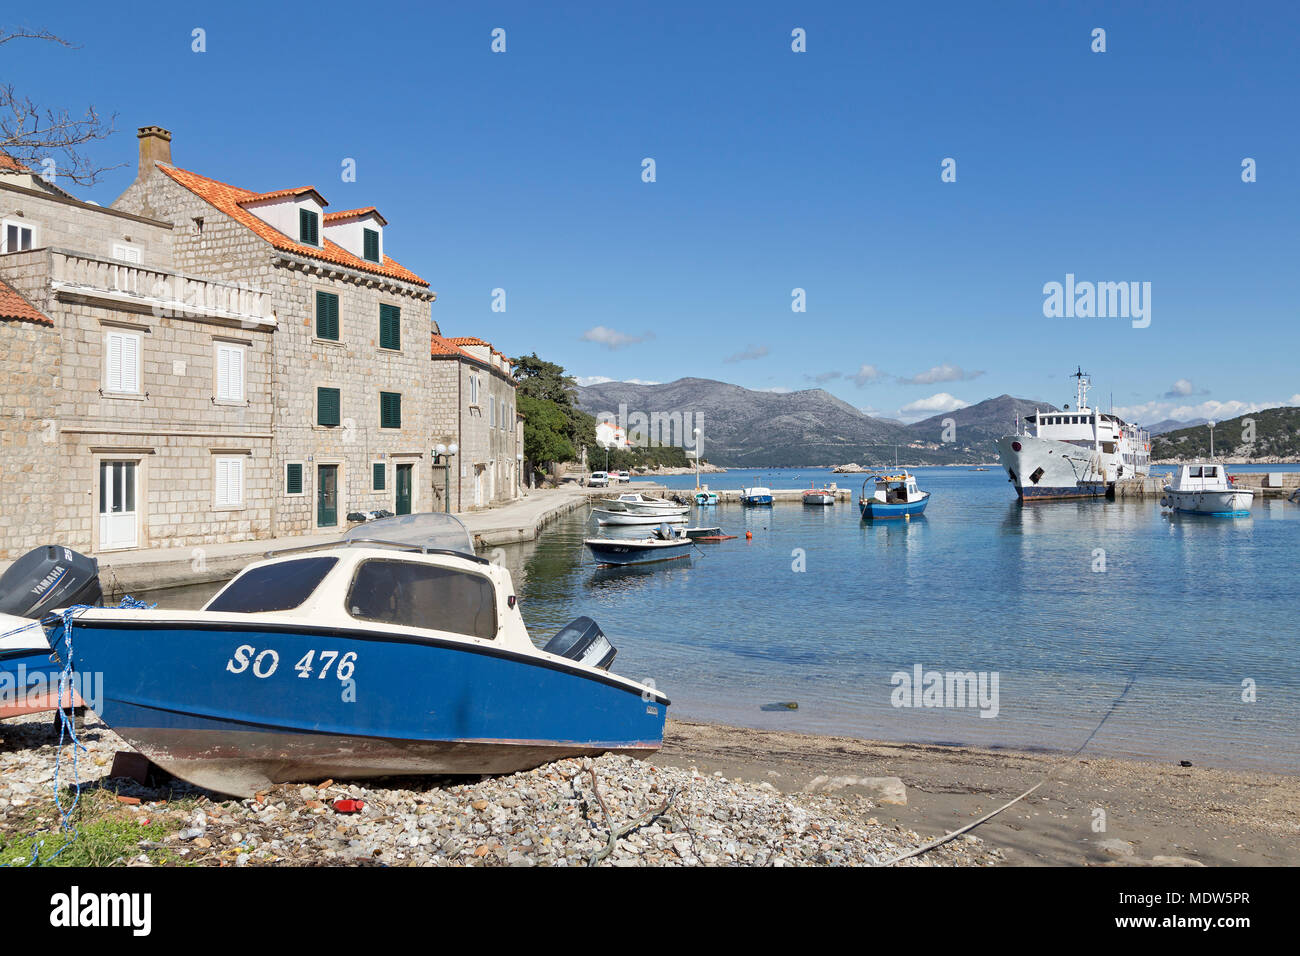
[693,490,719,506]
[0,546,102,717]
[740,486,773,506]
[859,473,930,520]
[44,515,668,796]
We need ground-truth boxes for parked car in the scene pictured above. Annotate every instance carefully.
[588,471,610,487]
[614,471,631,482]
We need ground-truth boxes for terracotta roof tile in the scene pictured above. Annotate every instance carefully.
[430,332,475,359]
[0,278,53,326]
[239,186,328,205]
[0,151,31,173]
[324,206,386,225]
[158,164,428,287]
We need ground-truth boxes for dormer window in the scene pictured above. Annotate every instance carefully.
[321,208,386,264]
[363,228,380,262]
[299,209,320,246]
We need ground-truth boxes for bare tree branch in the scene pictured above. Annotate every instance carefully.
[0,27,120,186]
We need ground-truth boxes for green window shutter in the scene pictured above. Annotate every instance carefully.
[363,228,380,262]
[315,291,339,340]
[379,304,401,350]
[380,391,401,429]
[285,463,303,495]
[317,387,341,427]
[372,462,386,490]
[299,209,319,245]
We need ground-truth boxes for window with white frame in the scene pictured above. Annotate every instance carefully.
[489,395,496,427]
[469,373,479,406]
[104,330,141,393]
[214,457,244,507]
[2,219,36,254]
[215,342,245,402]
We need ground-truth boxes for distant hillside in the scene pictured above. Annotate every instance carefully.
[575,379,1046,466]
[1147,417,1208,436]
[1151,406,1300,461]
[905,394,1057,459]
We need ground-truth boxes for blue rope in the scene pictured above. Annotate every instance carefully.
[5,596,153,866]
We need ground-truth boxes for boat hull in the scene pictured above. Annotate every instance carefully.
[1165,490,1253,516]
[802,494,834,506]
[996,435,1111,500]
[585,540,692,565]
[592,510,688,525]
[52,618,667,797]
[859,495,930,520]
[740,496,773,506]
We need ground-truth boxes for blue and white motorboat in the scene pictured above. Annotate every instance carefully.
[43,514,668,796]
[1,546,102,717]
[693,490,719,506]
[739,487,773,506]
[859,473,930,520]
[585,525,694,566]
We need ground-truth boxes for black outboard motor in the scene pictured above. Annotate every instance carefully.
[0,545,103,619]
[542,616,617,671]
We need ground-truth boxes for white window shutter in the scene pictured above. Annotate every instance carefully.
[215,459,229,505]
[216,347,230,399]
[229,348,243,401]
[121,335,139,392]
[230,458,243,504]
[107,334,123,391]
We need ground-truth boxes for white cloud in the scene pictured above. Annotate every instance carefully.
[725,344,769,363]
[898,392,970,421]
[759,386,793,393]
[807,370,842,384]
[900,363,983,385]
[851,364,882,386]
[1162,378,1208,399]
[1115,395,1300,426]
[580,326,653,350]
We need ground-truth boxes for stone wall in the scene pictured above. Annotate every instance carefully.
[1,182,173,268]
[0,319,62,558]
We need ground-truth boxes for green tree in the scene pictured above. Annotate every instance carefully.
[511,353,596,478]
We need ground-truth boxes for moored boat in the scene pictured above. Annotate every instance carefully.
[44,514,668,796]
[740,487,773,506]
[859,473,930,519]
[1161,463,1254,516]
[597,492,685,514]
[585,525,694,566]
[997,367,1150,500]
[802,485,835,506]
[593,508,688,526]
[693,490,719,506]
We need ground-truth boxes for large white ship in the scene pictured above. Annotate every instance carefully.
[996,368,1150,500]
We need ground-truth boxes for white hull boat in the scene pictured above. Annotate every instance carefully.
[592,509,688,526]
[1161,463,1253,516]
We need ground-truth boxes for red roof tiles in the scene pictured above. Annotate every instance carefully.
[430,333,475,359]
[0,151,31,173]
[0,278,53,326]
[324,206,386,225]
[158,164,428,287]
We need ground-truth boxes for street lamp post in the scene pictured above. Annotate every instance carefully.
[433,443,458,513]
[1207,420,1216,460]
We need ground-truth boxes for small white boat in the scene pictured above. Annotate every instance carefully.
[740,487,773,506]
[1161,463,1253,516]
[585,526,692,565]
[598,493,685,514]
[802,486,835,506]
[592,508,689,526]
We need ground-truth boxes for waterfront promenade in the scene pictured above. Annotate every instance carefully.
[0,484,655,593]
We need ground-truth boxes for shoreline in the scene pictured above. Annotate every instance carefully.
[652,719,1300,866]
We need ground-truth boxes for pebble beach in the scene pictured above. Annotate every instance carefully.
[0,713,1001,867]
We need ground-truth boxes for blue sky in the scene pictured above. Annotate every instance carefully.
[7,1,1298,423]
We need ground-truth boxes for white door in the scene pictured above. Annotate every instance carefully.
[99,460,139,550]
[473,465,484,507]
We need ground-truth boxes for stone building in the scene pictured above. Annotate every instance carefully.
[112,127,440,535]
[1,149,276,560]
[429,334,523,510]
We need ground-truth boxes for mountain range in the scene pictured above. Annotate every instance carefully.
[575,378,1057,466]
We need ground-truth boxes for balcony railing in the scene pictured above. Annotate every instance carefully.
[48,249,274,327]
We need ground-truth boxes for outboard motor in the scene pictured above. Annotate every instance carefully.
[0,545,103,619]
[542,616,617,671]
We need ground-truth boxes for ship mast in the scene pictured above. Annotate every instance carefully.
[1072,365,1092,412]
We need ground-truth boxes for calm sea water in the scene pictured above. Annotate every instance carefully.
[147,465,1300,773]
[504,466,1300,773]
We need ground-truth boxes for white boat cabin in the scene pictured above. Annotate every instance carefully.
[868,474,925,504]
[1168,462,1233,493]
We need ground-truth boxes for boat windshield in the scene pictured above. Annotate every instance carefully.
[206,556,339,613]
[347,558,497,639]
[343,512,476,556]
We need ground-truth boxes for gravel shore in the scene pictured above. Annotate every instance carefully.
[0,713,1000,867]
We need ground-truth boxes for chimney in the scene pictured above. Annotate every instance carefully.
[137,126,172,172]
